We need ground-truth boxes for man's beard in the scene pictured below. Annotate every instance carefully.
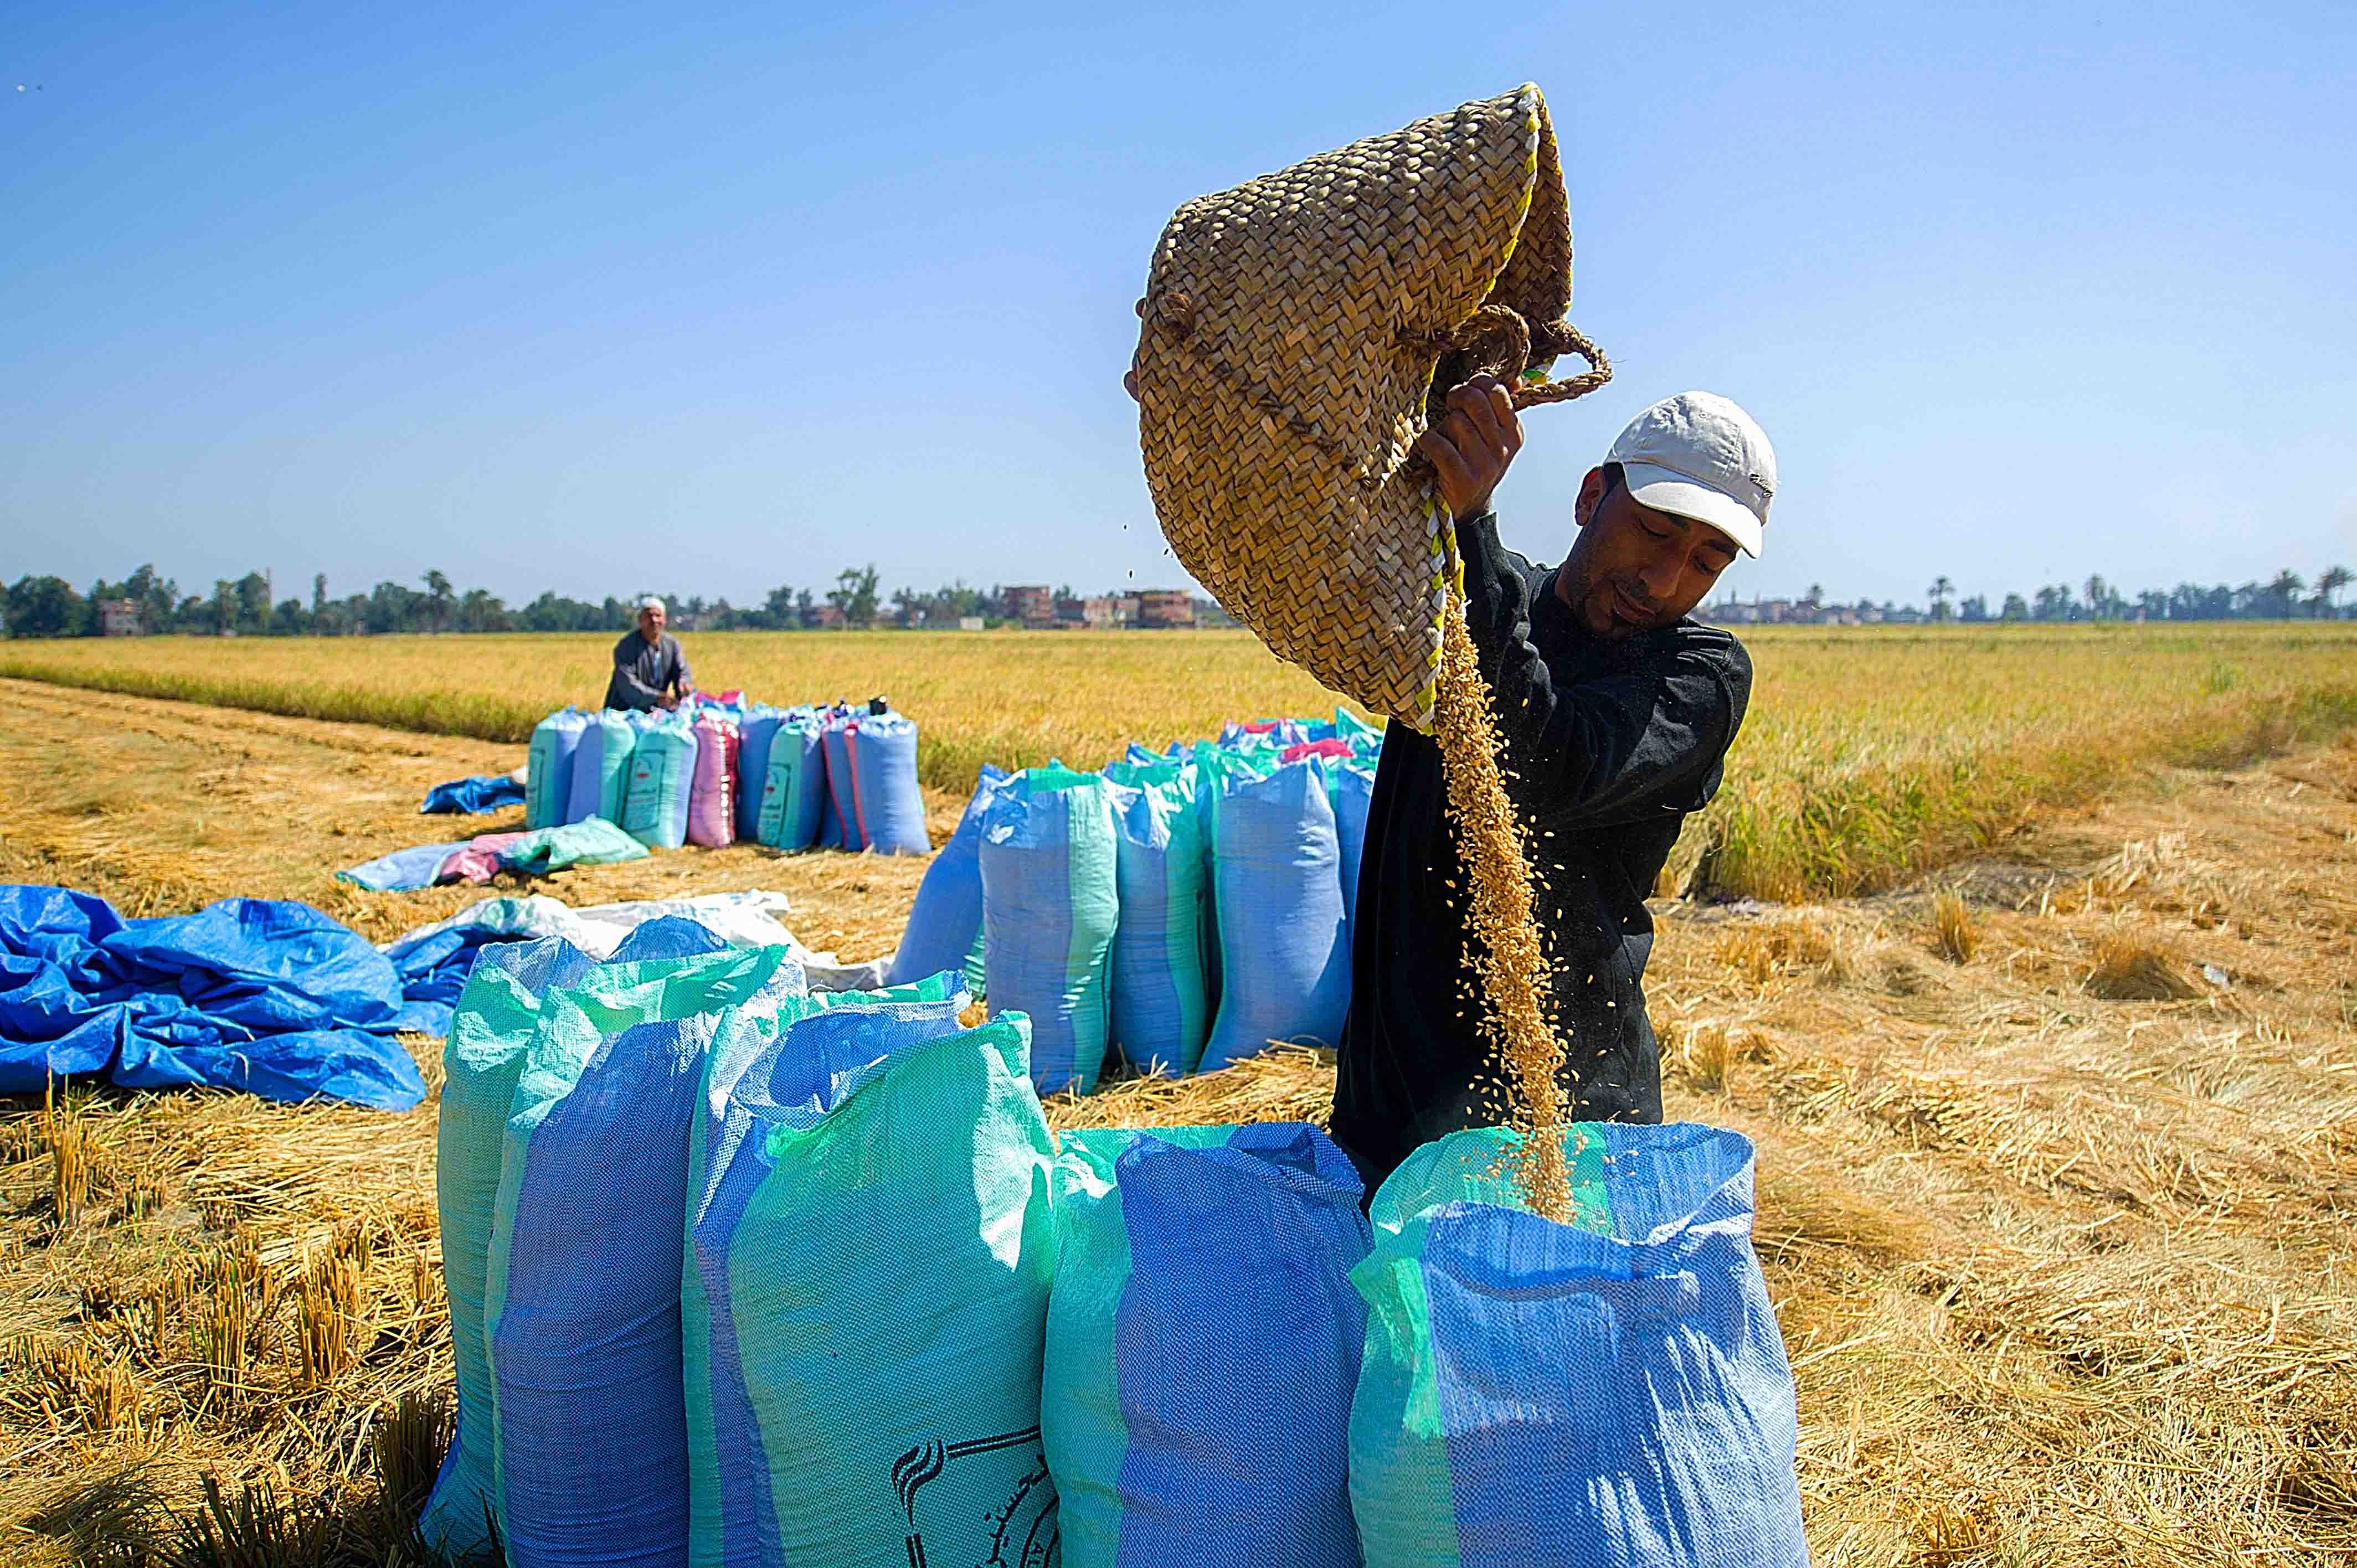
[1557,551,1658,640]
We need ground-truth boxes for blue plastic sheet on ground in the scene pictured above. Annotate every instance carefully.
[421,775,528,815]
[0,884,431,1108]
[384,926,523,1013]
[336,842,468,894]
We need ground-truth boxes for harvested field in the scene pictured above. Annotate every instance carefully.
[5,622,2352,903]
[4,680,2356,1564]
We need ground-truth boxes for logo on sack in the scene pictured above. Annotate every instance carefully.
[892,1428,1059,1568]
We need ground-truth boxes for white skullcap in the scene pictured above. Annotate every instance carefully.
[638,596,666,614]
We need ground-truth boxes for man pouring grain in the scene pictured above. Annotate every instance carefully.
[606,596,694,712]
[1331,386,1776,1189]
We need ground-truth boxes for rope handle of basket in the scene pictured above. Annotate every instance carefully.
[1399,303,1613,410]
[1154,296,1611,477]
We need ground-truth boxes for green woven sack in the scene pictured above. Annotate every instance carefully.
[683,996,1061,1568]
[423,935,799,1560]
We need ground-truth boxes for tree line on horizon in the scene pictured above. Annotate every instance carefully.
[0,564,1236,638]
[2,560,2349,638]
[1707,566,2352,626]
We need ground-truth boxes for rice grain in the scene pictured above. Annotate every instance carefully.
[1433,590,1572,1221]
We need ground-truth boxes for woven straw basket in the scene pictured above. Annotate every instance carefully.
[1135,84,1608,731]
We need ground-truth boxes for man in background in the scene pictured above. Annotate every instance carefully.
[605,596,694,711]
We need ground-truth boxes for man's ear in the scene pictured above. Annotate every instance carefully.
[1573,466,1609,530]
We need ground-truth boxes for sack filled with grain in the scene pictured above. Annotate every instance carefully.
[1348,1122,1809,1567]
[1100,764,1213,1078]
[1043,1122,1371,1568]
[421,922,805,1565]
[1199,756,1350,1071]
[1133,82,1606,730]
[979,766,1121,1094]
[683,999,1059,1568]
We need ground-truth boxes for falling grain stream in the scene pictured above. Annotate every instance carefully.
[1433,592,1572,1220]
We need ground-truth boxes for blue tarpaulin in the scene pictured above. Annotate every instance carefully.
[422,775,528,815]
[385,925,522,1012]
[336,842,469,894]
[0,884,432,1109]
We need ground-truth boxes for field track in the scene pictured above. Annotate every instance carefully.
[3,681,2355,1564]
[6,621,2354,903]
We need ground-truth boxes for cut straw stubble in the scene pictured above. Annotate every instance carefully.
[1433,589,1573,1221]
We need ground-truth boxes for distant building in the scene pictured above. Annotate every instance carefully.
[1137,589,1195,628]
[958,615,986,632]
[1053,596,1088,627]
[98,599,141,637]
[1082,596,1118,628]
[1115,594,1141,627]
[807,604,847,630]
[1006,585,1053,628]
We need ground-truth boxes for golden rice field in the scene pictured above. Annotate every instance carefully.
[6,622,2354,902]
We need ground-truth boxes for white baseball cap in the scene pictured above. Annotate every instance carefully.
[1604,391,1777,558]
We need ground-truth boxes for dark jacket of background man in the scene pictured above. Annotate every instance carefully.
[606,629,693,711]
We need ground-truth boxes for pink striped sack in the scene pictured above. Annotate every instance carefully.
[686,716,740,848]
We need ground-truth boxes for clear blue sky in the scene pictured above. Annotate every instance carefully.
[6,2,2353,610]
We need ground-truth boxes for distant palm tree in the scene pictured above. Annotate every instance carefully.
[423,570,454,633]
[2318,564,2352,617]
[2267,570,2305,618]
[1928,575,1954,621]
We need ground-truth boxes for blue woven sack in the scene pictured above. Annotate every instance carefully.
[621,717,699,850]
[683,999,1060,1568]
[1349,1122,1808,1568]
[1044,1121,1370,1567]
[733,706,784,843]
[1102,772,1211,1077]
[884,766,1008,988]
[527,709,590,829]
[848,712,930,855]
[1334,763,1376,943]
[980,768,1119,1093]
[420,922,808,1563]
[1200,759,1349,1070]
[755,711,826,850]
[820,712,861,850]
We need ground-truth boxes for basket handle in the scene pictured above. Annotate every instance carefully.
[1403,305,1613,409]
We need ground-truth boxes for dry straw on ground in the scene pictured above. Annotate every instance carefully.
[6,676,2357,1565]
[1931,890,1979,963]
[2085,929,2202,1000]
